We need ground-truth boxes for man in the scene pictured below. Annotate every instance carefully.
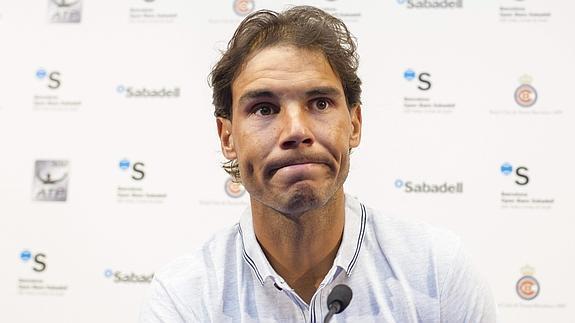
[140,6,497,322]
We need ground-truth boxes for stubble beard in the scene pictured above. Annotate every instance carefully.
[279,183,322,216]
[269,161,349,218]
[245,153,351,218]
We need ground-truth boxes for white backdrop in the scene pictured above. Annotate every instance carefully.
[0,0,573,322]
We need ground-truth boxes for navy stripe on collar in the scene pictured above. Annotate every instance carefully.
[346,203,367,275]
[238,225,265,285]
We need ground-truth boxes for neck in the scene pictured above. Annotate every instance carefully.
[251,189,345,304]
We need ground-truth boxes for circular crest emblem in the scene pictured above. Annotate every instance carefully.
[516,275,540,300]
[514,84,537,107]
[233,0,255,16]
[225,177,246,198]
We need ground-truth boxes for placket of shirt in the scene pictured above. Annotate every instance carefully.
[273,264,343,323]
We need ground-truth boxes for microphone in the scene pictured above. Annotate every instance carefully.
[323,284,353,323]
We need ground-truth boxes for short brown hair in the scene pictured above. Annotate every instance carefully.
[210,5,362,181]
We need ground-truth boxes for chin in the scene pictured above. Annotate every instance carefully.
[277,184,325,216]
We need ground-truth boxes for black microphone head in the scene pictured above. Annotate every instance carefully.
[327,284,353,314]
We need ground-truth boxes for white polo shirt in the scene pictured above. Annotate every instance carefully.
[139,195,497,322]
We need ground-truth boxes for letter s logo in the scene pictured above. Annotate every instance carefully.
[33,253,47,272]
[515,166,529,185]
[418,72,431,91]
[132,162,145,181]
[48,71,61,89]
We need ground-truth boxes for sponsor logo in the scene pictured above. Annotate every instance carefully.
[34,68,82,111]
[233,0,255,16]
[500,162,529,185]
[514,75,537,107]
[119,159,145,181]
[116,85,180,98]
[398,0,463,9]
[224,177,246,198]
[117,158,167,203]
[32,160,69,202]
[199,177,248,206]
[499,265,566,309]
[129,0,179,24]
[490,74,560,115]
[404,69,431,91]
[47,0,82,23]
[208,0,257,24]
[499,1,552,23]
[18,249,69,296]
[36,69,61,89]
[104,269,154,283]
[20,250,47,272]
[394,179,463,193]
[516,265,540,301]
[402,68,455,114]
[500,162,554,209]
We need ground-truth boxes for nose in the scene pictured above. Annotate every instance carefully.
[279,104,314,150]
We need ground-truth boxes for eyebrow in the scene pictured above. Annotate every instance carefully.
[238,90,276,106]
[238,86,342,106]
[305,86,342,98]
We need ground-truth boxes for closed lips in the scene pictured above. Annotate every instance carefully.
[267,158,328,176]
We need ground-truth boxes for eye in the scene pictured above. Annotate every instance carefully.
[252,104,277,116]
[312,98,330,111]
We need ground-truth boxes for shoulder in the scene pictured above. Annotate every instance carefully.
[154,224,241,291]
[363,202,462,265]
[139,224,242,322]
[360,203,497,321]
[357,201,464,293]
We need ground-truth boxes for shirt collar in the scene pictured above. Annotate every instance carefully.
[333,194,367,276]
[237,194,368,286]
[238,207,275,285]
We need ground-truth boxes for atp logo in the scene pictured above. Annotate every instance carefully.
[48,0,82,23]
[119,159,145,181]
[36,69,61,89]
[500,163,529,186]
[20,250,47,272]
[404,69,431,91]
[33,160,69,202]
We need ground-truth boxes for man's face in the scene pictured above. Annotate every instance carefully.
[217,45,362,215]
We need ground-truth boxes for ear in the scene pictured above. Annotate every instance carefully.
[216,117,237,160]
[349,105,362,148]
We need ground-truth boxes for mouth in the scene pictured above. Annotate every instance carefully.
[267,157,329,177]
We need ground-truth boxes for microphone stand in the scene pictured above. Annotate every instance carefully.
[323,301,342,323]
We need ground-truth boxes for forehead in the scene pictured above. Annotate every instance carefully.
[231,46,343,104]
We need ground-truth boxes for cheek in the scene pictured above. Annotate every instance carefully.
[324,120,352,150]
[235,130,269,176]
